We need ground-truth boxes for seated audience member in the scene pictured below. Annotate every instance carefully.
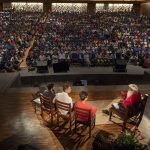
[52,52,59,64]
[58,51,66,62]
[130,55,138,65]
[75,91,97,121]
[39,53,46,61]
[43,83,55,99]
[143,55,150,68]
[84,52,91,67]
[42,83,55,109]
[5,61,15,72]
[103,84,141,114]
[53,83,73,115]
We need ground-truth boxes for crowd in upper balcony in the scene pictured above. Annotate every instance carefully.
[27,11,150,67]
[0,5,150,72]
[0,10,42,72]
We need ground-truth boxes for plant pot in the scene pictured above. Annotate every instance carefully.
[115,145,135,150]
[92,141,113,150]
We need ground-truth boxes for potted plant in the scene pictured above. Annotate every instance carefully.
[92,130,114,150]
[114,131,147,150]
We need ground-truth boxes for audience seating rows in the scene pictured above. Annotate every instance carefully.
[32,93,95,137]
[27,11,150,67]
[0,11,44,72]
[0,10,150,72]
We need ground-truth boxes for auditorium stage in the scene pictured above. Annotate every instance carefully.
[19,65,150,86]
[0,72,20,93]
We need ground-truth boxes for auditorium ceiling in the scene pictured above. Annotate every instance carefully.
[0,0,149,2]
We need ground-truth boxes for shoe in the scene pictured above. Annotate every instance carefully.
[102,109,109,115]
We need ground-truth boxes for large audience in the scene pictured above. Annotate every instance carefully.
[0,10,42,72]
[27,11,150,67]
[0,8,150,72]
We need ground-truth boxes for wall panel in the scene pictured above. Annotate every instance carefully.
[141,2,150,17]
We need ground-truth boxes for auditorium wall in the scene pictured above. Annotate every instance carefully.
[87,2,96,13]
[140,2,150,17]
[43,2,52,12]
[51,3,87,12]
[3,2,11,10]
[1,1,149,16]
[132,3,141,13]
[0,3,3,11]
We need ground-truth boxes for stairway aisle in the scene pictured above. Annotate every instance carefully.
[20,36,35,68]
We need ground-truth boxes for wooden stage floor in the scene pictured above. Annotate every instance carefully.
[0,65,150,149]
[0,93,63,150]
[0,93,125,150]
[0,72,19,93]
[0,87,150,150]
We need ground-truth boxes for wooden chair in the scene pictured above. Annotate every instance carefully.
[109,94,149,131]
[40,94,56,125]
[134,94,149,127]
[74,106,95,137]
[32,93,42,113]
[55,100,73,131]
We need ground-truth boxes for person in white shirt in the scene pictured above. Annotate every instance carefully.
[53,84,73,115]
[52,52,59,64]
[39,53,46,61]
[58,51,66,62]
[84,52,91,67]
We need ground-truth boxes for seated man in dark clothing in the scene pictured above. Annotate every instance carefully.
[43,83,55,99]
[42,83,55,109]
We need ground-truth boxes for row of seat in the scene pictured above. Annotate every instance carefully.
[32,94,95,137]
[32,93,149,137]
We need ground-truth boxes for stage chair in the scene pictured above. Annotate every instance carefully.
[134,94,149,127]
[32,93,42,113]
[32,86,46,103]
[40,94,56,125]
[74,106,95,137]
[55,100,73,131]
[109,94,149,131]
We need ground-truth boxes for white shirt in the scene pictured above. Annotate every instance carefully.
[39,55,46,61]
[53,92,73,115]
[52,55,58,64]
[59,53,66,60]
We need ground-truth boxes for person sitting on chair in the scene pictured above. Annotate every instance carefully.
[53,83,73,115]
[41,83,56,109]
[103,84,141,114]
[43,83,55,99]
[75,91,97,121]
